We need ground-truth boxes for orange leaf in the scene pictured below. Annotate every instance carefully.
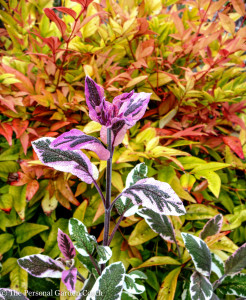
[223,136,245,159]
[219,13,235,35]
[231,0,245,16]
[57,175,80,206]
[0,123,13,146]
[12,119,29,138]
[26,180,39,201]
[20,131,29,155]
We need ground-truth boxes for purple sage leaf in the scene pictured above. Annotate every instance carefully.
[200,214,223,240]
[62,267,77,292]
[17,254,64,278]
[120,178,186,216]
[57,228,76,260]
[32,137,99,184]
[224,243,246,275]
[0,289,29,300]
[50,129,110,160]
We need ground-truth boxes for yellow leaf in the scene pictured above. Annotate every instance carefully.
[131,256,180,271]
[136,128,156,144]
[157,267,181,300]
[146,137,160,152]
[170,176,196,203]
[111,171,124,192]
[128,219,158,246]
[195,170,221,198]
[73,200,88,222]
[147,72,172,88]
[219,13,235,35]
[83,121,102,134]
[125,75,148,88]
[185,204,219,220]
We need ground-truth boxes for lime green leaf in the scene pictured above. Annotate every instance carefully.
[15,223,49,243]
[0,233,15,257]
[128,219,158,246]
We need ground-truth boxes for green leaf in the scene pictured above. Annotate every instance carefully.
[1,257,18,276]
[87,262,125,300]
[185,204,219,220]
[9,185,27,220]
[157,267,181,300]
[189,271,213,300]
[200,214,223,240]
[181,233,211,276]
[123,273,145,295]
[211,253,224,278]
[96,245,112,265]
[192,162,231,173]
[15,223,49,243]
[128,219,158,246]
[10,264,28,294]
[131,256,180,270]
[76,275,96,300]
[195,171,221,198]
[20,246,44,257]
[137,208,177,243]
[217,273,246,297]
[0,233,15,257]
[224,243,246,275]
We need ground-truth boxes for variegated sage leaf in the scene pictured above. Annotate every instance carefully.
[190,272,213,300]
[123,274,145,295]
[211,293,220,300]
[211,253,224,278]
[76,275,96,300]
[57,228,76,260]
[224,243,246,275]
[62,267,77,292]
[96,245,112,265]
[115,163,148,216]
[32,137,99,184]
[69,218,97,257]
[181,281,192,300]
[121,292,138,300]
[17,254,64,278]
[121,178,186,216]
[50,129,110,160]
[181,233,211,276]
[217,273,246,297]
[77,254,100,279]
[86,262,125,300]
[200,214,223,240]
[0,289,29,300]
[137,208,177,243]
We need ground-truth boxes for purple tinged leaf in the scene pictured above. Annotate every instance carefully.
[57,229,76,260]
[50,129,110,160]
[200,214,223,240]
[225,243,246,275]
[32,137,99,184]
[121,178,186,216]
[62,268,77,292]
[17,254,64,278]
[100,120,128,146]
[0,289,29,300]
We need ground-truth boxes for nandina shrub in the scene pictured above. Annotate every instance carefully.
[0,0,246,298]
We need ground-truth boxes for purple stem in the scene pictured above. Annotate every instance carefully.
[107,209,127,246]
[93,179,106,207]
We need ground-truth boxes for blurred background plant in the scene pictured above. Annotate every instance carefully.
[0,0,245,299]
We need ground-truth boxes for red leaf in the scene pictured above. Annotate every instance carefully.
[71,0,93,10]
[223,136,245,159]
[44,8,67,37]
[12,119,29,138]
[50,121,70,131]
[26,180,39,201]
[0,123,13,146]
[53,7,77,19]
[20,131,29,155]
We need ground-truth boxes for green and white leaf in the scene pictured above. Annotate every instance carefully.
[77,254,100,278]
[137,208,177,243]
[115,163,148,216]
[97,246,112,265]
[86,262,125,300]
[181,233,211,276]
[211,253,224,278]
[190,272,213,300]
[121,292,138,300]
[217,273,246,297]
[200,214,223,240]
[69,218,97,257]
[123,274,145,295]
[224,243,246,275]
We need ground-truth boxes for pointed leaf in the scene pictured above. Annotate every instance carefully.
[200,214,223,240]
[121,178,186,216]
[77,254,99,276]
[44,8,67,36]
[69,218,97,256]
[62,267,77,292]
[15,223,49,244]
[217,273,246,297]
[0,289,28,300]
[190,272,213,300]
[224,243,246,275]
[223,136,244,159]
[97,245,112,264]
[53,7,77,19]
[32,137,98,184]
[181,233,211,276]
[86,262,125,300]
[132,256,181,270]
[57,229,76,260]
[17,254,64,278]
[115,163,148,216]
[137,208,177,243]
[157,267,181,300]
[123,274,145,295]
[50,129,110,160]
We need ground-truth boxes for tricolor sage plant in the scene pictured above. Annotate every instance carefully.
[16,76,186,299]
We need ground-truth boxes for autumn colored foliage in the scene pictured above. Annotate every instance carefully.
[0,0,246,298]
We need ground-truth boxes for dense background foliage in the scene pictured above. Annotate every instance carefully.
[0,0,245,298]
